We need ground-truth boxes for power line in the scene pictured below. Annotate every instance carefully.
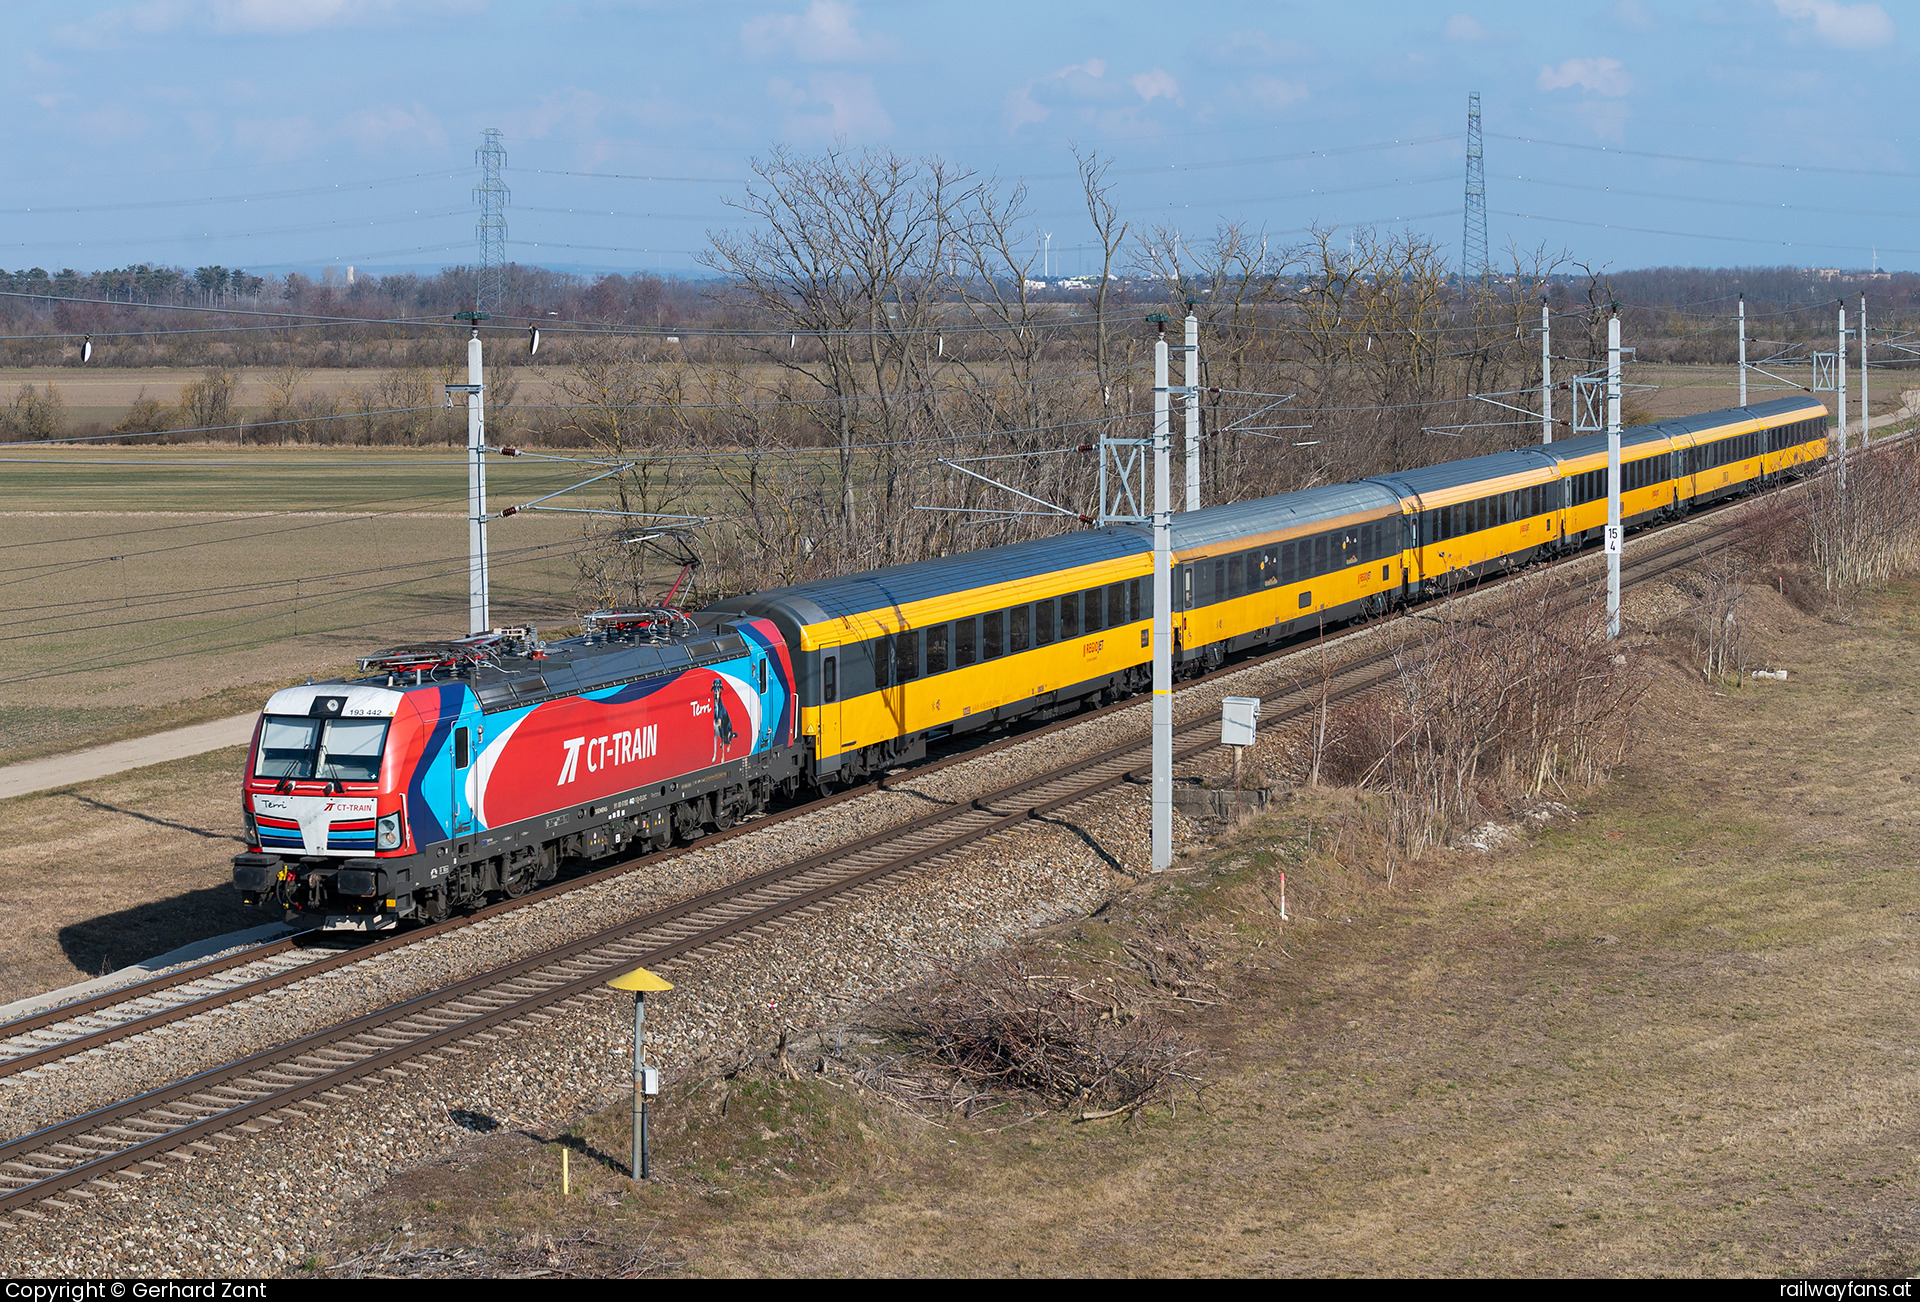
[523,169,747,184]
[0,210,466,253]
[1491,133,1920,180]
[0,535,577,686]
[0,404,447,449]
[1508,175,1920,221]
[0,168,478,217]
[1494,209,1920,257]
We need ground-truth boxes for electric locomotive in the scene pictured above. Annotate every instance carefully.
[232,612,800,930]
[232,396,1829,929]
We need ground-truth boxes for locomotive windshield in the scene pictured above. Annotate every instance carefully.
[255,715,390,782]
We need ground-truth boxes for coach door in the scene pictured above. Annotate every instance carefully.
[817,642,842,762]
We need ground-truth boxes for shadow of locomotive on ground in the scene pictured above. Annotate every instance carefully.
[57,881,268,980]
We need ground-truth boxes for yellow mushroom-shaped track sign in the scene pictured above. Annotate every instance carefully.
[606,965,674,993]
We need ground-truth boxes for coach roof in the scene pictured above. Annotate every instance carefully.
[711,524,1152,626]
[1168,481,1403,554]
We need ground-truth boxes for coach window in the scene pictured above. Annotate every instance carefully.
[926,624,948,674]
[896,629,920,683]
[1131,578,1144,620]
[1058,593,1078,639]
[1212,560,1225,601]
[1280,541,1296,581]
[1010,605,1030,653]
[1311,534,1326,575]
[955,617,977,667]
[1085,587,1105,632]
[1109,581,1129,623]
[874,634,893,690]
[1227,554,1243,596]
[983,611,1004,660]
[1035,600,1054,646]
[822,655,838,703]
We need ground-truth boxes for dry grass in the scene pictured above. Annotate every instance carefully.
[0,746,256,1002]
[320,570,1920,1276]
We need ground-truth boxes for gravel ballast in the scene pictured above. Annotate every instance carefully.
[0,508,1742,1276]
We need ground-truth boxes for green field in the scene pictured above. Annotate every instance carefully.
[0,448,624,763]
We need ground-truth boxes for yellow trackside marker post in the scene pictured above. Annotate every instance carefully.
[607,965,673,1180]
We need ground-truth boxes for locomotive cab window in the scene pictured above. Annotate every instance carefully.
[255,715,390,783]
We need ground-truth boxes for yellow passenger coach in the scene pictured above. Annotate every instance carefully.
[713,397,1829,787]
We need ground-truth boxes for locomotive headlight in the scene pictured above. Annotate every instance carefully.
[244,811,259,848]
[376,811,403,850]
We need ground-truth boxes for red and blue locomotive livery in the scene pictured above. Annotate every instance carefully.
[232,612,801,930]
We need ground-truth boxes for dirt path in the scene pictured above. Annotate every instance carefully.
[0,712,256,801]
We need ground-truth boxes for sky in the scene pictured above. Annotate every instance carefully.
[3,0,1912,280]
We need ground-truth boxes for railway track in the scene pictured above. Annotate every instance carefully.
[0,496,1760,1218]
[0,465,1768,1077]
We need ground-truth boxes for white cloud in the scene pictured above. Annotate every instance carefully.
[1444,13,1487,41]
[1214,29,1314,64]
[767,72,893,141]
[77,104,151,144]
[1130,68,1182,105]
[233,114,318,159]
[1572,99,1630,143]
[1244,74,1308,110]
[1003,58,1107,131]
[742,2,897,63]
[55,0,477,45]
[341,102,447,151]
[499,89,608,142]
[1774,0,1894,49]
[1611,0,1657,32]
[1538,56,1632,96]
